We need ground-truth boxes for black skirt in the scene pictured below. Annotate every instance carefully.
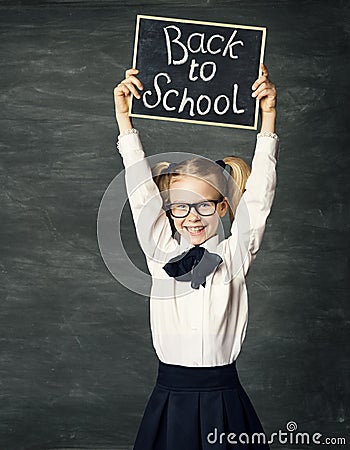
[133,359,270,450]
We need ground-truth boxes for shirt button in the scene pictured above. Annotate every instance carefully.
[191,326,197,331]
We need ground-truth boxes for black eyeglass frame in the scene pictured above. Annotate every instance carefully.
[164,196,225,218]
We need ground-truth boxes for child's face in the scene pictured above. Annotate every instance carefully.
[168,175,228,245]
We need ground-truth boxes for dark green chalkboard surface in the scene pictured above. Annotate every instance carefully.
[130,15,266,129]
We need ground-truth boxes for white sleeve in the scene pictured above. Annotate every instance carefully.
[117,131,178,267]
[226,135,279,277]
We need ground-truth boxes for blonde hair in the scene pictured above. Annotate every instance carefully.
[152,155,251,227]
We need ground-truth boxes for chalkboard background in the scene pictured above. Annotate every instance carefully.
[0,1,349,449]
[130,15,265,129]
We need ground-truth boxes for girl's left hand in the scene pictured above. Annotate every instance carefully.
[251,63,277,114]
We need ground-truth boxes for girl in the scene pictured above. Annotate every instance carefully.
[114,63,279,450]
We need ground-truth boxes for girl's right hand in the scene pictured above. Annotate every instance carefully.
[114,68,144,118]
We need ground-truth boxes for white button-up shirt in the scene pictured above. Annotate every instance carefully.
[118,131,279,367]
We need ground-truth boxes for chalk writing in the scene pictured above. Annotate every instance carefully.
[163,25,244,65]
[143,73,244,116]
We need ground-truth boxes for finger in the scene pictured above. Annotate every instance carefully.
[122,75,141,87]
[126,74,144,91]
[253,81,275,98]
[121,80,141,99]
[125,68,139,77]
[119,84,130,96]
[256,88,276,101]
[256,89,269,100]
[114,84,130,97]
[251,75,268,91]
[252,81,269,97]
[261,63,269,77]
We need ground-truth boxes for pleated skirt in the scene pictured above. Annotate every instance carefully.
[133,359,270,450]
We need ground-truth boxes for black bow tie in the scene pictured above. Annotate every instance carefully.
[162,245,223,289]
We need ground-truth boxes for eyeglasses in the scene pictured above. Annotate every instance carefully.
[164,196,224,218]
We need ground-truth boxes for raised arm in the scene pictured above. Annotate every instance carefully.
[227,64,279,277]
[114,69,178,266]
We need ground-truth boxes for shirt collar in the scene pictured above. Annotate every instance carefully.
[177,232,220,253]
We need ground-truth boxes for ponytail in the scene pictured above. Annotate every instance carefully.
[151,161,172,196]
[151,161,177,236]
[222,157,251,224]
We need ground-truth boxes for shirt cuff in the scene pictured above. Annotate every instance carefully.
[255,134,280,160]
[117,129,145,168]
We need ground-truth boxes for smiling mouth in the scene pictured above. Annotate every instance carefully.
[185,225,207,235]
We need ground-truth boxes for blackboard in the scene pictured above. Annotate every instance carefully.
[130,15,266,130]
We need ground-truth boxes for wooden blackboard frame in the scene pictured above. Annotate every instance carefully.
[129,15,267,130]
